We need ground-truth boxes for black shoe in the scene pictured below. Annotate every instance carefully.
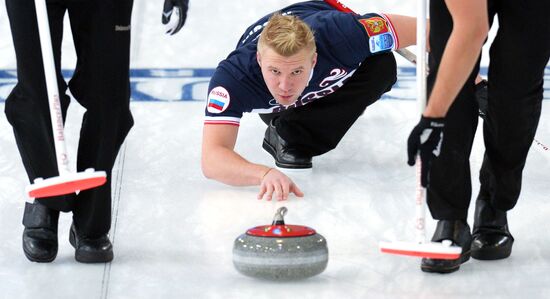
[22,202,59,263]
[471,197,514,260]
[421,220,472,274]
[69,224,113,263]
[262,120,312,169]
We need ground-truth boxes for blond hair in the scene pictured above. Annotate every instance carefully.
[258,13,316,57]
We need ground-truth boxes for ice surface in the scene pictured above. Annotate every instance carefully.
[1,99,549,298]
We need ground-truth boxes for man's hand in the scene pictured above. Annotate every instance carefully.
[407,116,445,187]
[257,168,304,201]
[162,0,189,35]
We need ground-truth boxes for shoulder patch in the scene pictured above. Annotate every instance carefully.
[207,86,231,114]
[358,17,389,37]
[369,33,394,53]
[357,15,397,53]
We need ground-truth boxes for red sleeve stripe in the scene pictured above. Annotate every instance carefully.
[380,13,399,50]
[204,120,240,126]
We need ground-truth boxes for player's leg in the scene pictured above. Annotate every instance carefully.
[66,0,134,263]
[473,0,550,260]
[420,0,481,274]
[5,0,72,262]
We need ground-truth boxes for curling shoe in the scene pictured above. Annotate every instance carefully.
[22,202,59,263]
[69,224,113,263]
[471,197,514,260]
[262,119,312,169]
[421,220,472,274]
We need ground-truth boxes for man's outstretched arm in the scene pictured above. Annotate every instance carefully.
[201,124,303,200]
[202,124,267,186]
[385,14,418,49]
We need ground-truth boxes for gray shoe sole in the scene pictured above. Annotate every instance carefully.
[421,251,471,274]
[23,244,57,263]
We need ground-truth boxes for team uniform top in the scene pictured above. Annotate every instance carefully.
[204,0,399,126]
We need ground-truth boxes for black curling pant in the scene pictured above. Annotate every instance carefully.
[260,53,397,157]
[5,0,134,237]
[426,0,550,220]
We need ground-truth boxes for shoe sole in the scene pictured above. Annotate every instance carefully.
[276,166,313,175]
[471,245,512,260]
[23,246,57,263]
[421,251,471,274]
[69,229,114,263]
[262,140,312,169]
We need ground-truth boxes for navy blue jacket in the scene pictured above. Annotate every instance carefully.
[205,0,398,125]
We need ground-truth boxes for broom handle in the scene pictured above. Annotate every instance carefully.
[324,0,429,243]
[34,0,70,175]
[414,0,428,245]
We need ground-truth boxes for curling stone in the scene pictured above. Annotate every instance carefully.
[232,207,328,280]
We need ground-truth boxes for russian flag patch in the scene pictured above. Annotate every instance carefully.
[207,86,230,114]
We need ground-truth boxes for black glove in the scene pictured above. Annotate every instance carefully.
[475,79,488,119]
[162,0,189,35]
[407,116,445,187]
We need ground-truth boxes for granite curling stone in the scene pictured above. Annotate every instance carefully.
[233,207,328,280]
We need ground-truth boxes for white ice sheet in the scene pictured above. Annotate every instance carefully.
[0,100,549,299]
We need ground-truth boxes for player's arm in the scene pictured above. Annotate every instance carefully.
[385,13,486,84]
[201,124,304,200]
[406,0,488,187]
[424,0,488,117]
[201,124,269,186]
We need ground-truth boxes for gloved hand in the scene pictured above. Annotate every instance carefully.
[162,0,189,35]
[407,116,445,187]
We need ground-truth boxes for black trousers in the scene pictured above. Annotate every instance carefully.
[427,0,550,220]
[5,0,134,236]
[260,53,397,157]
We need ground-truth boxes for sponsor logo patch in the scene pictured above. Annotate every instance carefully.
[358,17,389,37]
[115,25,131,31]
[369,33,394,53]
[207,86,230,113]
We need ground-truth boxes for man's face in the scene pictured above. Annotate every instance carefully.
[257,47,317,106]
